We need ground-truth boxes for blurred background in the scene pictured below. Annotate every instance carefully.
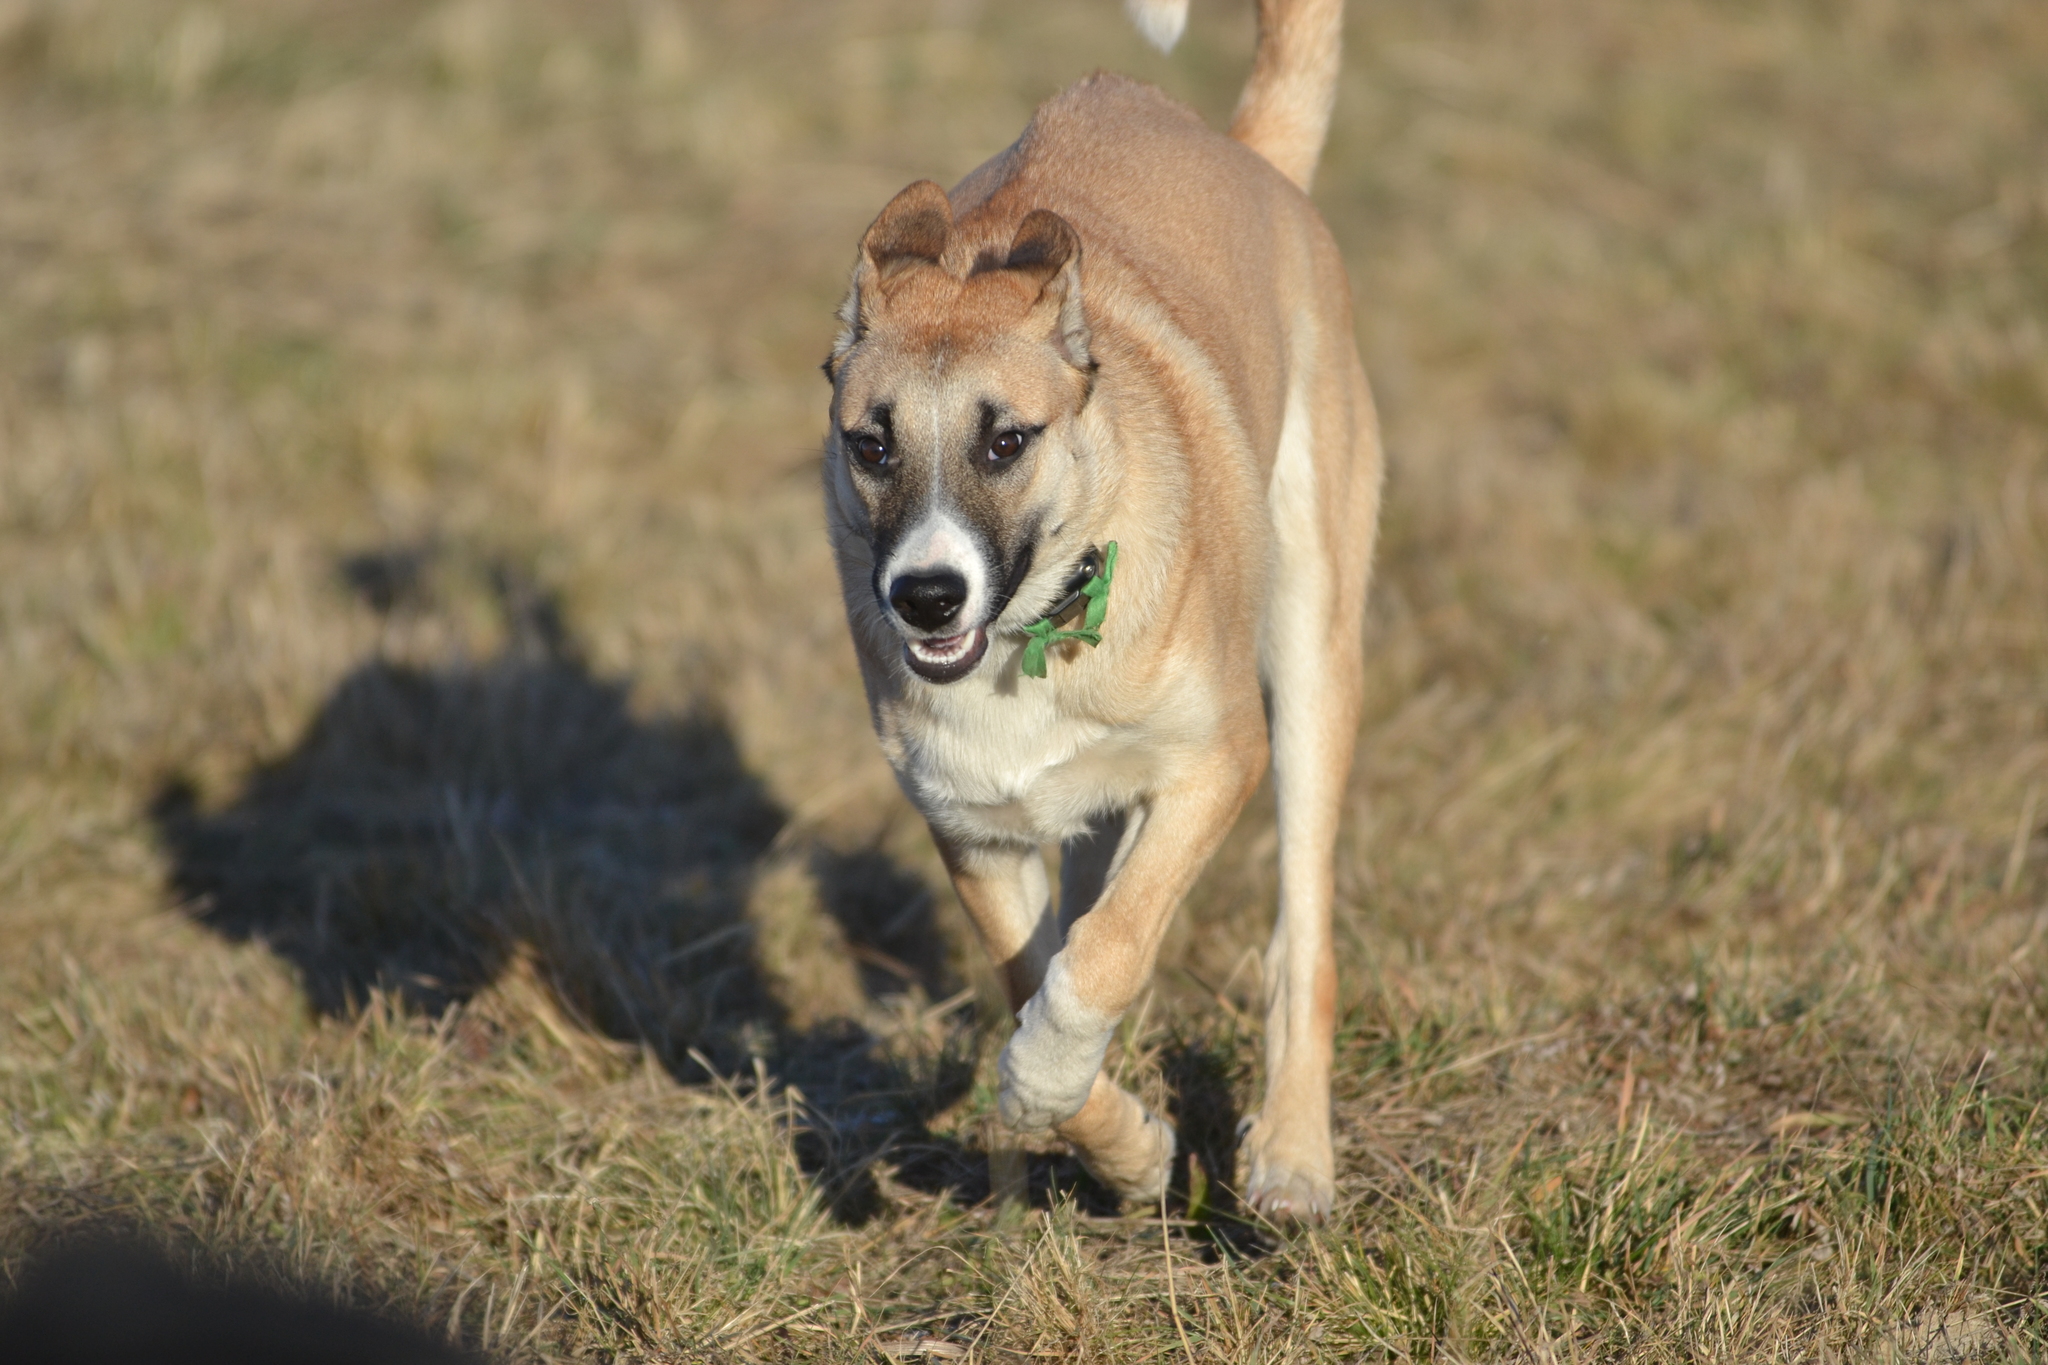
[3,0,2046,1359]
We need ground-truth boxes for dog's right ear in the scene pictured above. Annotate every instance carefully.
[828,181,954,379]
[861,179,953,280]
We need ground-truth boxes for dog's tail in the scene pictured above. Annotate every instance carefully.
[1228,0,1344,190]
[1124,0,1344,192]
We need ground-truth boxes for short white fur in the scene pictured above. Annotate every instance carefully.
[880,508,988,631]
[998,951,1117,1129]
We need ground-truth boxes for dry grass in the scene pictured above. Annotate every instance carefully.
[4,0,2048,1359]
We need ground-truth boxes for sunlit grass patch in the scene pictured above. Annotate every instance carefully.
[5,0,2048,1358]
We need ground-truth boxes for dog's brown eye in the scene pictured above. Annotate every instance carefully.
[987,430,1025,462]
[852,433,889,466]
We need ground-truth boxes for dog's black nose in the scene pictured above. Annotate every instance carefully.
[889,571,969,631]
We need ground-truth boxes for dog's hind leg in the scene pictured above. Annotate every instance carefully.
[1242,358,1379,1225]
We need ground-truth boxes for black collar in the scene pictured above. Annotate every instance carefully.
[1033,546,1104,630]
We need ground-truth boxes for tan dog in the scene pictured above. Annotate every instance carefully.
[821,0,1378,1223]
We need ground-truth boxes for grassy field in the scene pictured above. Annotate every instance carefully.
[4,0,2048,1358]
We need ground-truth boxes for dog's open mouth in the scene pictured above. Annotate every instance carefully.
[903,625,989,683]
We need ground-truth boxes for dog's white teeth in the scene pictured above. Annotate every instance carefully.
[904,625,987,677]
[912,633,967,660]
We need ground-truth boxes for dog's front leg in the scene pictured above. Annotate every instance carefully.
[997,740,1267,1201]
[932,836,1139,1149]
[934,839,1062,1013]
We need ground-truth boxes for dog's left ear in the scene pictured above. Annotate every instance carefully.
[1005,209,1091,372]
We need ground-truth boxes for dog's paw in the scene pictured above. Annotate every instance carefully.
[1074,1104,1177,1205]
[1238,1113,1336,1227]
[997,955,1114,1131]
[997,1043,1096,1130]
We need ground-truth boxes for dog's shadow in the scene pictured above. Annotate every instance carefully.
[152,543,1260,1230]
[150,545,1010,1222]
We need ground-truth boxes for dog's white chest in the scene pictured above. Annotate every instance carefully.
[889,673,1122,843]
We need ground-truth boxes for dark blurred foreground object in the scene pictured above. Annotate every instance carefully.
[0,1242,478,1365]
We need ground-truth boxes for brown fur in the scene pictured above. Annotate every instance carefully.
[823,0,1378,1223]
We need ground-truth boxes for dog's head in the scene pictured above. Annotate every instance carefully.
[824,180,1098,685]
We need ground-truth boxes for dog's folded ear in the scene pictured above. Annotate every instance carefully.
[862,179,954,281]
[828,180,954,379]
[1006,209,1092,372]
[1004,208,1078,280]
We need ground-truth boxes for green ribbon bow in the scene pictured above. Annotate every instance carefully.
[1019,541,1117,679]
